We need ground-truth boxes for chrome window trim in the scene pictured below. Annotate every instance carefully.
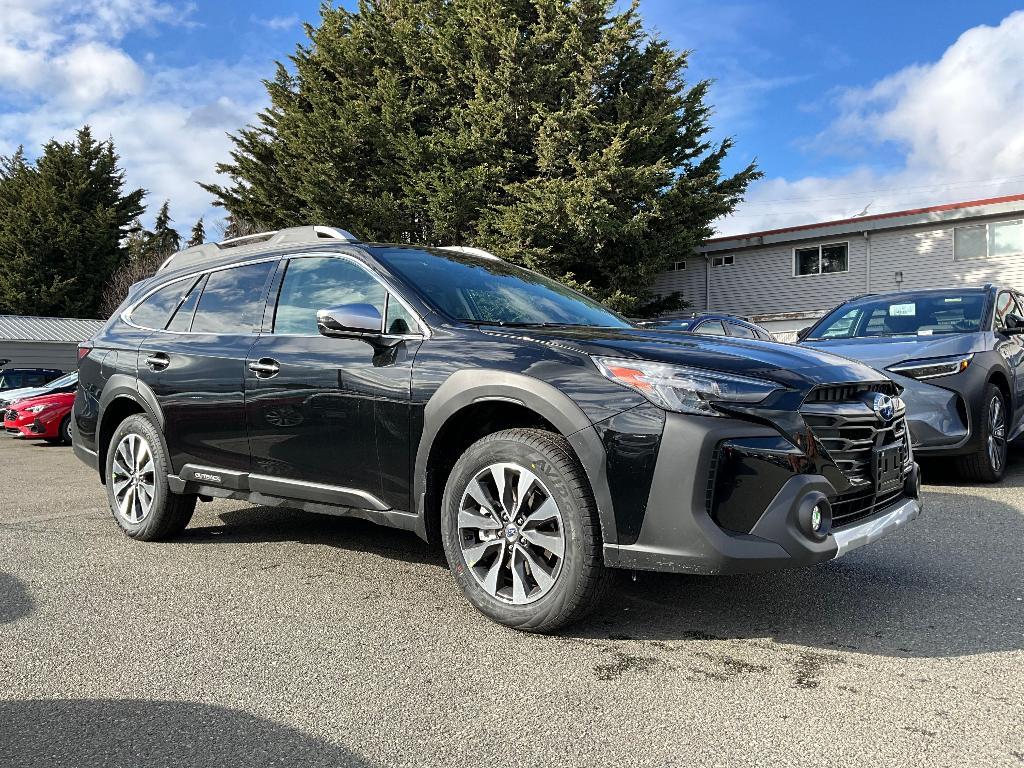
[122,250,430,339]
[121,255,284,334]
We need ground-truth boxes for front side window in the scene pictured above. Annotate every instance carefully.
[0,373,22,388]
[993,291,1022,330]
[191,261,275,335]
[806,291,986,339]
[371,247,632,328]
[274,257,388,336]
[130,278,195,330]
[955,220,1024,260]
[794,242,848,276]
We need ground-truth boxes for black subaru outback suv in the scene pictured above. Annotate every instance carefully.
[74,227,922,632]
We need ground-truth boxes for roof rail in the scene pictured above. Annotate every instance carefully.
[157,225,359,273]
[440,245,501,261]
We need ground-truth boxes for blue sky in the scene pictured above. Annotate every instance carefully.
[3,1,1023,237]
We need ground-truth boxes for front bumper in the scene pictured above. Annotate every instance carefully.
[602,411,922,575]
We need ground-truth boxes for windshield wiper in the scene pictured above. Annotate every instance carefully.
[458,319,577,328]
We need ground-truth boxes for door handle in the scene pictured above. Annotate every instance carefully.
[248,358,281,378]
[145,353,170,371]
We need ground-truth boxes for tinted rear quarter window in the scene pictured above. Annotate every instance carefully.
[192,262,275,334]
[130,279,194,330]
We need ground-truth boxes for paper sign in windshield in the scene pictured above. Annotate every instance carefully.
[889,303,916,317]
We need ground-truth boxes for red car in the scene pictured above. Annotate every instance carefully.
[3,391,75,444]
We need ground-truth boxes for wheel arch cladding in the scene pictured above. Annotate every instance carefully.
[414,369,618,547]
[96,377,164,484]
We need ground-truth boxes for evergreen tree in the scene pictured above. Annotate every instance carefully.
[204,0,760,315]
[150,200,181,256]
[187,217,206,247]
[0,127,144,317]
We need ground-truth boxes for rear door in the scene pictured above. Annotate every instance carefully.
[136,260,277,474]
[244,253,423,511]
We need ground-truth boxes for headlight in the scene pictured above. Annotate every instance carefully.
[25,404,51,414]
[592,356,781,416]
[887,354,973,381]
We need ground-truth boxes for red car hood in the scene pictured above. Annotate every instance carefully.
[8,392,75,410]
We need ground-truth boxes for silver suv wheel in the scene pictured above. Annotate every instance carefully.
[111,433,156,524]
[458,462,565,605]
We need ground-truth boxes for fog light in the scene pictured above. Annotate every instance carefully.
[810,505,823,533]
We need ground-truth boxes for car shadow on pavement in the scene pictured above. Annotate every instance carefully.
[572,487,1024,659]
[180,505,448,569]
[0,699,373,768]
[0,572,33,624]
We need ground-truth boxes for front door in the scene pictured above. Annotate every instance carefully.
[137,260,277,474]
[244,254,422,510]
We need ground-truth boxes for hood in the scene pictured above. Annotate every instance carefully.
[0,385,46,405]
[10,391,75,410]
[481,326,889,390]
[801,332,985,371]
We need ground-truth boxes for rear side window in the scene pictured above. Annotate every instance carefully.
[694,320,726,336]
[191,262,275,335]
[726,322,756,339]
[166,276,205,333]
[274,257,387,335]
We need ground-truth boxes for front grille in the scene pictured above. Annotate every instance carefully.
[804,381,899,403]
[801,388,913,529]
[802,407,908,486]
[829,486,905,528]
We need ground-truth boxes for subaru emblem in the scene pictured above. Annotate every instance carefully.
[873,393,895,422]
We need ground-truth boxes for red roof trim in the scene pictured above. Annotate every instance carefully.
[707,192,1024,244]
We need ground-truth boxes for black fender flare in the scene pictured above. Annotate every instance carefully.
[412,369,618,544]
[95,375,166,480]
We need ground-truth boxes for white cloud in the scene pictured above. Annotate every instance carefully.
[0,0,265,231]
[720,11,1024,236]
[252,14,301,31]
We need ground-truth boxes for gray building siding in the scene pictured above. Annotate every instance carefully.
[0,340,79,371]
[651,257,708,314]
[651,203,1024,325]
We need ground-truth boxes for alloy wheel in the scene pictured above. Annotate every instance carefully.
[988,394,1007,473]
[458,462,565,605]
[111,433,156,524]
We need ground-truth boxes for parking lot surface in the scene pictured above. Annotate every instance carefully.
[1,436,1021,767]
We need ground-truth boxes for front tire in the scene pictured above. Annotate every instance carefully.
[104,414,196,540]
[441,428,608,633]
[956,384,1008,482]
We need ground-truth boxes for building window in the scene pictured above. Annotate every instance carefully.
[711,254,734,267]
[794,242,848,276]
[954,220,1024,261]
[669,260,686,271]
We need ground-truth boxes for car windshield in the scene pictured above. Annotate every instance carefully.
[372,247,633,328]
[807,291,987,339]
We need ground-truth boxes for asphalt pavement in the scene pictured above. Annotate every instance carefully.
[1,436,1021,767]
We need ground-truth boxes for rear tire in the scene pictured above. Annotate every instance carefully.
[104,414,196,540]
[441,428,609,633]
[956,384,1008,482]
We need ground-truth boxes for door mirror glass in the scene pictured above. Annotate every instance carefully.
[317,303,383,337]
[796,326,812,341]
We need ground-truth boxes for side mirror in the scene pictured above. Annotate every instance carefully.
[317,303,382,338]
[1002,313,1024,335]
[796,326,812,341]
